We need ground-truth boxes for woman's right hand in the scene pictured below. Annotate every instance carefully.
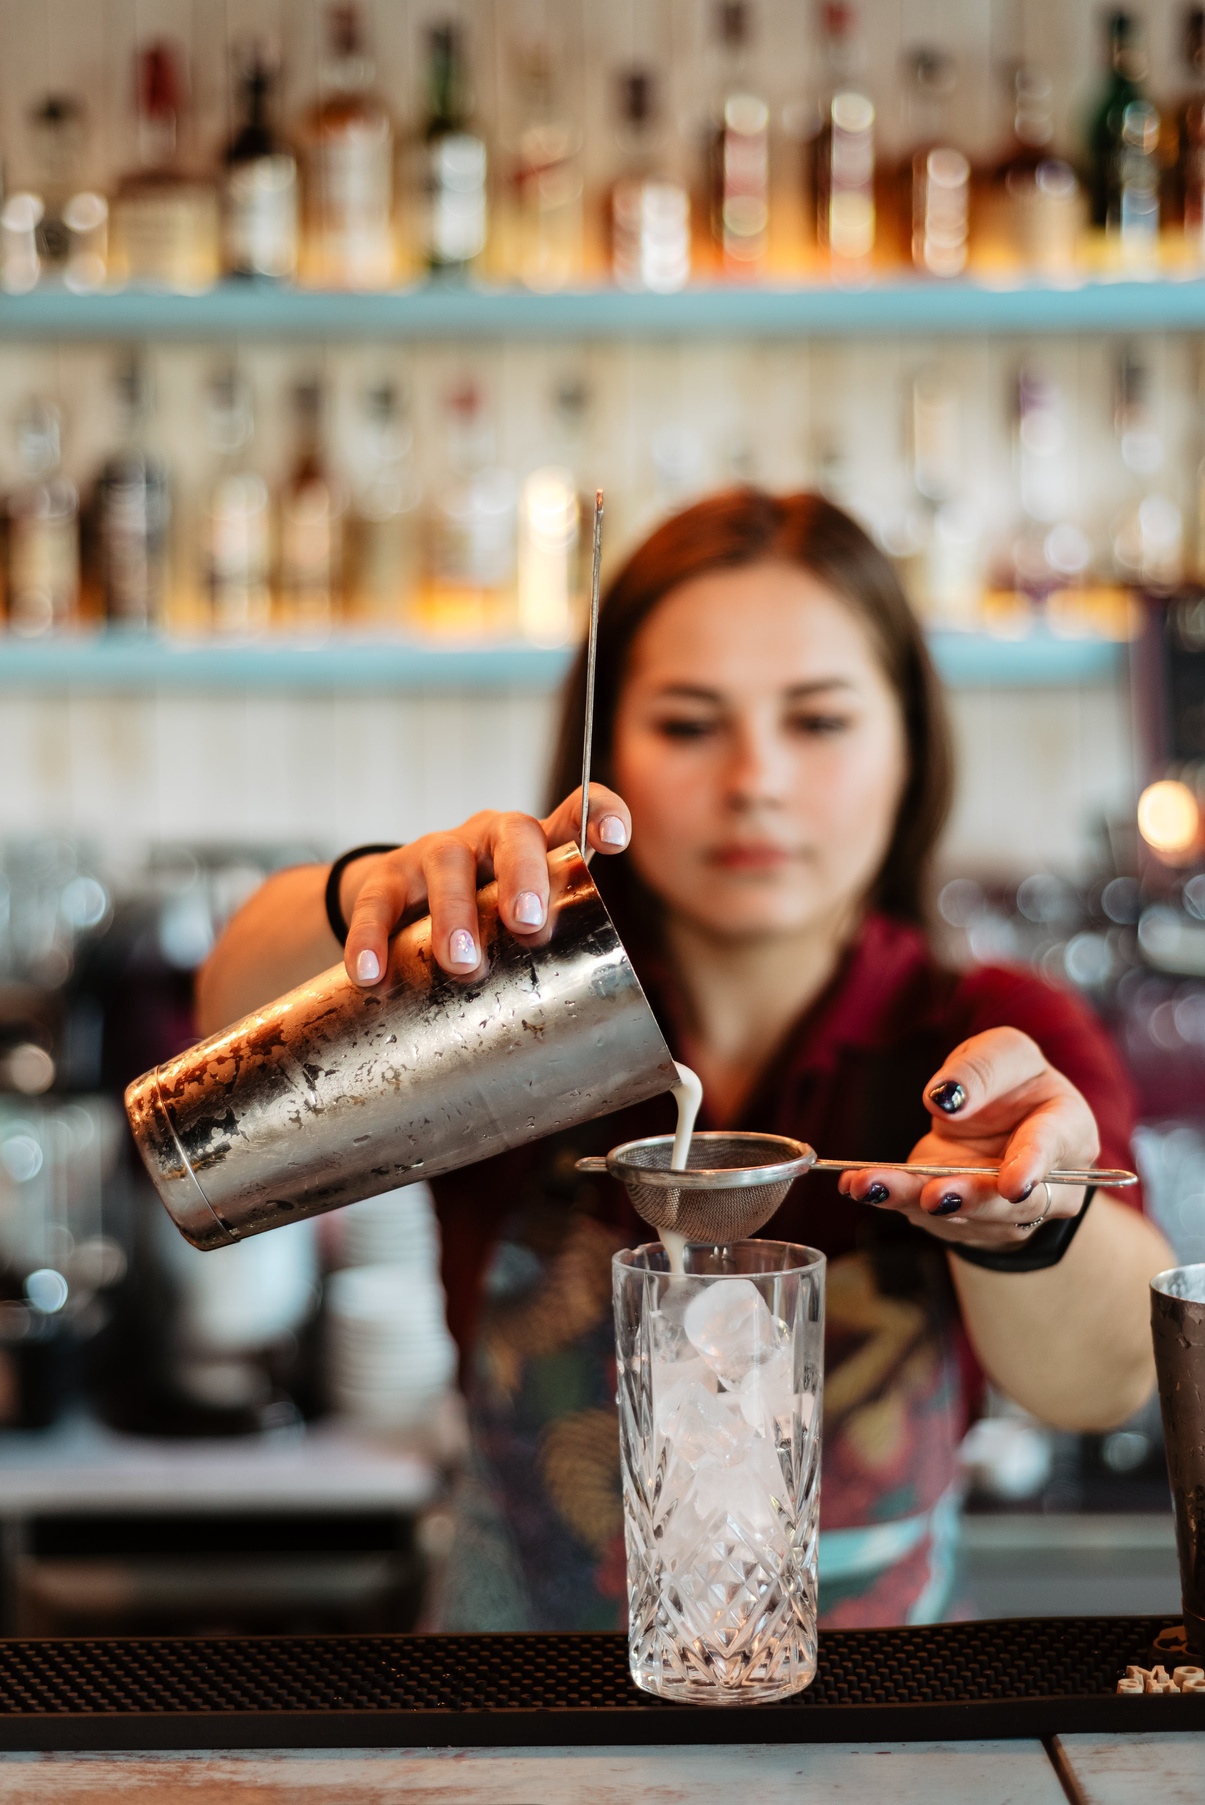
[340,785,631,986]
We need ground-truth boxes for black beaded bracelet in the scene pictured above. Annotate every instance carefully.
[948,1187,1095,1272]
[324,844,402,946]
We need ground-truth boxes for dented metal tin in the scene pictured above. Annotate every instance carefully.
[125,842,676,1250]
[1151,1265,1205,1655]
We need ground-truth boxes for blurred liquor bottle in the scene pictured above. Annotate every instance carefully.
[0,190,44,296]
[93,360,170,631]
[546,372,594,595]
[417,22,488,276]
[5,400,79,638]
[300,4,394,289]
[1111,349,1182,591]
[995,66,1080,276]
[705,0,770,271]
[223,47,299,282]
[423,380,517,639]
[495,4,582,291]
[518,466,579,646]
[350,380,421,628]
[1192,346,1205,580]
[810,2,875,274]
[1176,8,1205,254]
[110,42,220,292]
[1087,12,1160,262]
[901,45,969,277]
[610,69,690,292]
[1005,368,1087,612]
[24,96,108,292]
[277,378,345,636]
[202,367,271,638]
[904,366,983,625]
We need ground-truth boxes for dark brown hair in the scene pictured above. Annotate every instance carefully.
[548,487,954,935]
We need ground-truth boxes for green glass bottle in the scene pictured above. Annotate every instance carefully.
[1088,12,1160,243]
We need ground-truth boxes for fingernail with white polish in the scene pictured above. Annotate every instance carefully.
[449,929,478,967]
[514,891,544,928]
[355,949,381,984]
[599,815,628,847]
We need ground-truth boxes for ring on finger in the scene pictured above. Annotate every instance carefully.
[1016,1181,1051,1232]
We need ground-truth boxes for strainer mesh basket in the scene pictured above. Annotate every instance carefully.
[603,1132,814,1243]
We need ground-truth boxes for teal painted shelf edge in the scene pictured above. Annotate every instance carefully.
[0,638,574,691]
[0,630,1122,691]
[2,276,1205,338]
[930,630,1123,686]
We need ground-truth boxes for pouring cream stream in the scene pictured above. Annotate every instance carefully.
[661,1061,703,1274]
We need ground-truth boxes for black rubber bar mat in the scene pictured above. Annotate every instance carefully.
[0,1617,1203,1749]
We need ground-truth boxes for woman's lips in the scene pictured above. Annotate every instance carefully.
[707,843,796,872]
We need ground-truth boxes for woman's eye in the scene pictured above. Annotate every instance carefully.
[655,718,716,741]
[787,712,851,736]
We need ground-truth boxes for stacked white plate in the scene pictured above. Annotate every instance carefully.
[327,1185,458,1433]
[338,1184,442,1271]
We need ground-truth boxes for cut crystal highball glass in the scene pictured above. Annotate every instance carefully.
[613,1240,825,1706]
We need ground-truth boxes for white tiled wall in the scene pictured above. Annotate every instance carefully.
[943,678,1137,880]
[0,686,557,853]
[0,674,1135,884]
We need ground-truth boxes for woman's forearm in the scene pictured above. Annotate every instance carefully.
[948,1194,1173,1432]
[195,863,341,1035]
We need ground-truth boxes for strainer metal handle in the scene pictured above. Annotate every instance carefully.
[811,1160,1138,1186]
[577,1154,1138,1187]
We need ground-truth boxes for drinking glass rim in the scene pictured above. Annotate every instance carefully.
[614,1239,825,1278]
[1151,1261,1205,1301]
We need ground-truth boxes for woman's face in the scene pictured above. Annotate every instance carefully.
[610,561,909,943]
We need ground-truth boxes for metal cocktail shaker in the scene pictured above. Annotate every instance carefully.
[1150,1264,1205,1654]
[126,842,676,1251]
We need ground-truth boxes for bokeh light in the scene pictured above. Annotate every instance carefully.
[1137,781,1201,860]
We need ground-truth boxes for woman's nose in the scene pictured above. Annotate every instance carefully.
[724,716,792,807]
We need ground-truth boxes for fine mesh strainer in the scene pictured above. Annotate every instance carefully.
[576,1133,816,1241]
[575,1133,1137,1243]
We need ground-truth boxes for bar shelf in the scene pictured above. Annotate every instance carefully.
[3,275,1205,341]
[0,628,1124,692]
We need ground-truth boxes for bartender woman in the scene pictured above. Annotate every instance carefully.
[199,489,1172,1629]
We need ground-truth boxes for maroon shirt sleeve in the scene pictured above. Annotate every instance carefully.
[953,965,1144,1212]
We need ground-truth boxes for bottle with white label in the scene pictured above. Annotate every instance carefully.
[6,399,79,638]
[351,381,421,628]
[810,4,875,270]
[94,360,171,631]
[610,69,690,293]
[25,96,109,292]
[424,381,516,639]
[110,42,221,293]
[223,50,299,281]
[300,5,394,289]
[518,467,578,646]
[495,0,582,291]
[706,1,770,269]
[202,367,271,638]
[418,23,488,274]
[902,45,969,278]
[277,378,346,636]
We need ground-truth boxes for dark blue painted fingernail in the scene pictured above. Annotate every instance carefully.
[931,1193,963,1216]
[1015,1180,1035,1203]
[861,1182,890,1205]
[929,1081,966,1113]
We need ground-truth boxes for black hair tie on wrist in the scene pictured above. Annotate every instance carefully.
[324,844,402,946]
[948,1186,1095,1272]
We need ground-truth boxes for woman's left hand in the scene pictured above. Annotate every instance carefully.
[837,1027,1101,1249]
